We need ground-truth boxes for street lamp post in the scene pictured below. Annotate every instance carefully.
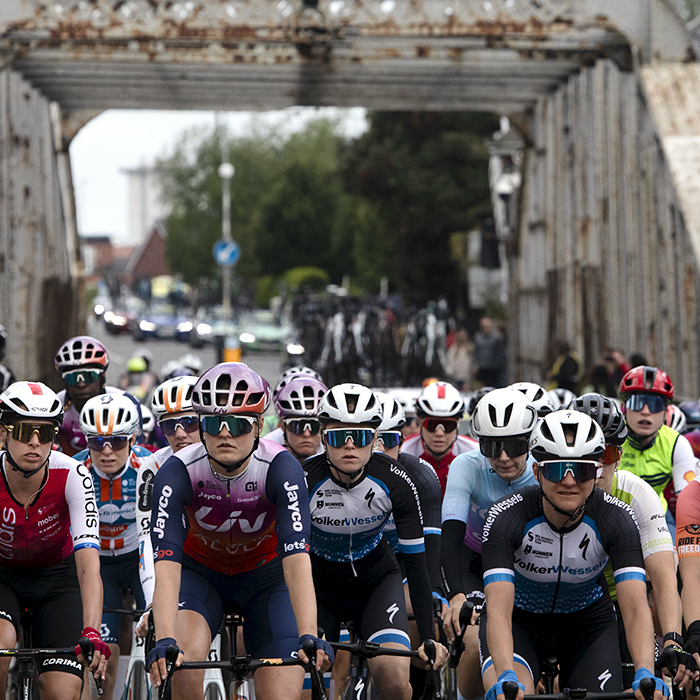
[218,160,235,313]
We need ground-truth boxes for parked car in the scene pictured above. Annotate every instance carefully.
[131,303,191,341]
[190,306,239,348]
[104,296,144,335]
[237,309,293,352]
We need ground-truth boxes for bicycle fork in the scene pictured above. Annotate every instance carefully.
[347,665,371,700]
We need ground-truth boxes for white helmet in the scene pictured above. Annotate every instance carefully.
[415,382,465,419]
[0,381,63,426]
[376,392,406,432]
[510,382,555,417]
[471,388,538,438]
[151,376,198,420]
[80,394,141,437]
[141,404,156,434]
[547,388,577,411]
[665,405,687,434]
[179,353,203,375]
[385,387,420,416]
[529,410,605,462]
[318,384,383,428]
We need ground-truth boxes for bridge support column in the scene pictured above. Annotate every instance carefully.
[0,69,83,386]
[508,59,700,396]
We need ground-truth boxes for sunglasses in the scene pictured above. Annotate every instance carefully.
[625,393,667,414]
[87,435,130,452]
[159,415,199,436]
[422,418,458,433]
[324,428,376,448]
[378,431,403,449]
[538,460,599,483]
[6,423,57,444]
[284,419,322,435]
[603,444,622,466]
[200,415,257,437]
[62,369,103,386]
[480,438,529,459]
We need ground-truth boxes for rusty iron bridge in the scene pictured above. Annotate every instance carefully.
[2,0,700,391]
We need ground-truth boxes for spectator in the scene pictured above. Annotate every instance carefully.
[581,364,619,398]
[445,329,473,391]
[472,317,505,388]
[546,339,582,393]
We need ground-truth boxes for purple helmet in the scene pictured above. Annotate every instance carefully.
[192,362,271,415]
[274,376,328,419]
[273,366,323,401]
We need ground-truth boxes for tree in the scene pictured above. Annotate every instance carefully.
[340,112,499,305]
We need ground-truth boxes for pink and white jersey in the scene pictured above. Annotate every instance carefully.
[0,451,99,566]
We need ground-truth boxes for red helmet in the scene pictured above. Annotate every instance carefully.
[619,366,674,400]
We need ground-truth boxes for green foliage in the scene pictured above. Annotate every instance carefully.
[340,112,499,305]
[671,0,700,20]
[254,275,280,308]
[282,266,330,290]
[157,111,499,307]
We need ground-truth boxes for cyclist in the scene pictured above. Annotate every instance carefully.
[479,410,668,700]
[402,381,476,495]
[547,388,577,411]
[135,375,201,636]
[570,393,694,689]
[75,394,151,700]
[304,384,449,700]
[264,367,324,437]
[147,363,331,700]
[54,336,141,456]
[509,381,556,417]
[265,375,328,462]
[0,381,109,699]
[675,473,700,673]
[441,388,538,700]
[617,366,698,515]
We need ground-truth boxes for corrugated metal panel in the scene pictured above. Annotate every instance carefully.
[0,69,82,385]
[509,58,700,397]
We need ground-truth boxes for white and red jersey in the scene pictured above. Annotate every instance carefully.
[402,433,477,496]
[0,450,99,566]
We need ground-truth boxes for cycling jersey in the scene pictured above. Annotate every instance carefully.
[401,433,477,495]
[304,451,435,642]
[136,445,172,606]
[381,453,443,593]
[56,386,139,456]
[440,451,536,598]
[602,470,673,602]
[0,450,99,566]
[675,474,700,559]
[618,425,698,511]
[150,438,310,576]
[442,452,537,553]
[482,485,645,614]
[74,446,151,555]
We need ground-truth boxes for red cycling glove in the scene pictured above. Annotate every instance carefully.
[75,627,112,661]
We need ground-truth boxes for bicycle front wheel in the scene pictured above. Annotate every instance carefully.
[204,684,225,700]
[123,662,149,700]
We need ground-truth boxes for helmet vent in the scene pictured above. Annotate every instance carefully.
[13,399,28,412]
[346,394,360,414]
[246,392,263,407]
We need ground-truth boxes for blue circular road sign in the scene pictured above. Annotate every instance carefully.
[213,239,241,267]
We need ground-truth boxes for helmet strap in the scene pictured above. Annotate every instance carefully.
[537,474,593,529]
[5,448,49,479]
[200,424,260,475]
[325,453,367,486]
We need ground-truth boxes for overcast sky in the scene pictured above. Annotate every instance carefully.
[69,107,368,244]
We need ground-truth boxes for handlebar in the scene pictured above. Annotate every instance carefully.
[79,638,104,698]
[502,677,656,700]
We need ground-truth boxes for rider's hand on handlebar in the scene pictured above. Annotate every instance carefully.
[418,639,448,670]
[442,593,467,643]
[297,634,334,672]
[135,609,151,639]
[146,637,183,688]
[75,627,110,679]
[633,667,670,700]
[657,643,697,688]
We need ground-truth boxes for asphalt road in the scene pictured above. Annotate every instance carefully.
[87,315,283,390]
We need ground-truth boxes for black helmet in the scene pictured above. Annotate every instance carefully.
[567,393,628,447]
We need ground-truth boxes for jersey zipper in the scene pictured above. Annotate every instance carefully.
[551,531,564,613]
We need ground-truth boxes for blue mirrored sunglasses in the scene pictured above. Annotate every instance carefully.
[539,460,599,483]
[378,431,403,449]
[324,428,375,448]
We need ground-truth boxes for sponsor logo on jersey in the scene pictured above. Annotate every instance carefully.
[245,481,258,492]
[283,538,310,552]
[77,462,99,529]
[483,493,524,541]
[284,481,304,532]
[138,469,154,510]
[153,485,172,539]
[0,507,17,559]
[194,506,267,534]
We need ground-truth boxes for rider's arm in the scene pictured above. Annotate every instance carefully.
[282,552,318,639]
[136,454,158,608]
[672,434,699,495]
[152,560,182,642]
[616,578,656,673]
[676,478,700,629]
[74,546,104,633]
[484,580,516,677]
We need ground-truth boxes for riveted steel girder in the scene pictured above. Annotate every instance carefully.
[0,0,694,112]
